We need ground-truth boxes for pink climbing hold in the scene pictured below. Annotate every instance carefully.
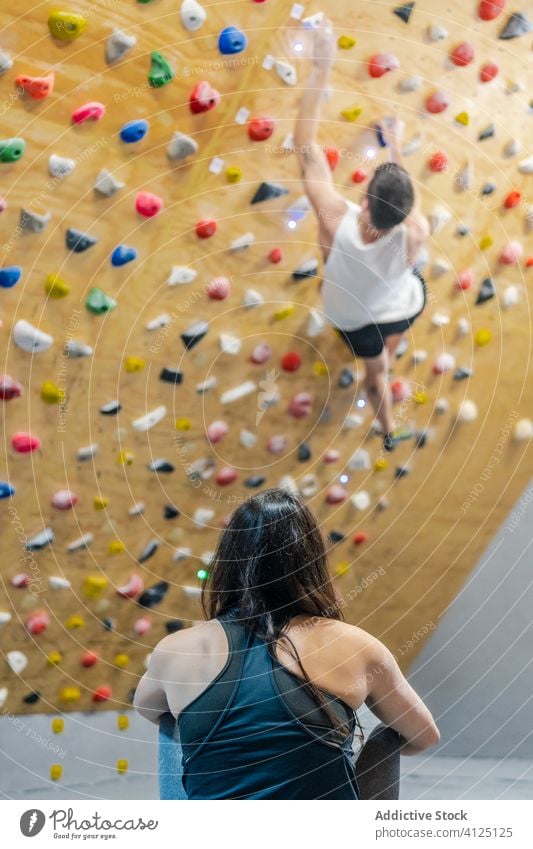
[12,573,31,588]
[390,378,410,403]
[81,651,99,668]
[26,610,50,635]
[0,197,7,213]
[133,617,151,636]
[368,53,400,78]
[428,151,448,172]
[206,276,231,300]
[450,42,474,67]
[196,218,217,238]
[499,241,523,265]
[426,91,450,114]
[189,80,221,114]
[248,116,275,141]
[71,101,105,124]
[267,434,288,454]
[325,485,348,504]
[281,351,302,372]
[135,191,163,217]
[478,0,506,21]
[207,420,229,443]
[215,467,238,486]
[51,489,79,510]
[251,343,272,364]
[268,247,282,263]
[0,375,23,400]
[117,574,144,599]
[12,432,41,453]
[456,269,474,290]
[433,352,456,374]
[92,686,112,703]
[287,392,313,419]
[323,449,341,464]
[480,62,499,82]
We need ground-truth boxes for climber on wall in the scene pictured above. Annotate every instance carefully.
[294,18,429,451]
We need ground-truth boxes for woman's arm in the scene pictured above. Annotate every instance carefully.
[133,647,170,725]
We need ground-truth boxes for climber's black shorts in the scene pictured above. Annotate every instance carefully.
[336,269,427,359]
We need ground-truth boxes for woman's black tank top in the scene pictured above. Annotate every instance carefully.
[177,615,360,799]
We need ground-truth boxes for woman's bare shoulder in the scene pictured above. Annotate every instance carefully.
[151,619,225,660]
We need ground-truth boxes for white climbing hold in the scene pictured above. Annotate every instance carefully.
[168,265,197,286]
[49,576,71,590]
[307,309,325,337]
[240,428,257,448]
[0,612,12,626]
[167,131,199,161]
[173,546,192,562]
[106,29,136,64]
[514,418,533,441]
[434,352,456,373]
[230,232,255,251]
[343,412,364,429]
[457,400,478,423]
[243,288,264,308]
[196,376,218,393]
[502,285,520,308]
[279,475,298,494]
[503,138,521,158]
[351,491,371,511]
[456,317,470,336]
[300,474,319,497]
[412,349,428,363]
[77,443,98,461]
[0,49,13,74]
[431,258,452,277]
[180,0,207,32]
[6,651,27,674]
[129,501,145,516]
[348,449,371,471]
[49,154,76,179]
[132,405,167,432]
[428,205,452,233]
[427,24,449,40]
[13,320,53,354]
[67,533,94,552]
[274,59,297,86]
[401,133,424,156]
[193,508,215,527]
[399,75,422,92]
[95,168,125,197]
[518,155,533,174]
[146,313,171,330]
[20,208,51,232]
[209,156,224,174]
[65,340,93,357]
[431,312,450,327]
[219,333,241,355]
[220,381,256,404]
[435,398,449,414]
[200,551,214,567]
[456,161,473,191]
[235,106,250,125]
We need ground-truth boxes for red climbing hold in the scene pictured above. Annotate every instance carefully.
[504,190,522,209]
[426,91,450,113]
[16,72,55,100]
[281,351,302,372]
[92,686,112,703]
[12,432,41,453]
[207,420,229,443]
[268,247,282,263]
[480,62,499,82]
[323,449,341,464]
[0,375,23,400]
[215,467,238,486]
[450,42,474,67]
[71,101,105,124]
[288,392,313,419]
[251,343,272,364]
[81,651,99,668]
[135,191,163,217]
[526,257,533,268]
[499,241,523,264]
[391,378,410,403]
[248,116,275,141]
[196,218,217,238]
[26,611,50,635]
[368,53,400,78]
[456,269,474,291]
[351,169,368,183]
[189,80,220,114]
[353,531,368,546]
[325,146,340,171]
[478,0,506,21]
[206,276,231,300]
[429,151,449,172]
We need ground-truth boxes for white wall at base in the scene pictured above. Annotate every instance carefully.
[408,479,533,761]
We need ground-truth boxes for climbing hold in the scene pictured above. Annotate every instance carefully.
[0,266,21,288]
[351,168,368,183]
[503,138,521,158]
[248,116,275,141]
[427,24,448,40]
[479,234,494,250]
[353,530,369,546]
[45,272,69,298]
[120,119,149,143]
[220,333,241,355]
[196,218,217,239]
[148,51,175,87]
[267,435,288,454]
[476,277,497,305]
[47,155,76,182]
[503,190,521,209]
[288,392,313,419]
[450,42,474,67]
[453,367,473,381]
[514,419,533,440]
[167,131,198,161]
[499,241,523,264]
[230,232,255,251]
[338,35,356,49]
[428,151,448,172]
[95,169,125,196]
[428,206,451,233]
[168,266,197,286]
[48,10,87,40]
[394,466,410,480]
[139,581,169,608]
[226,166,242,182]
[218,26,247,55]
[51,490,78,509]
[0,375,23,400]
[0,482,15,498]
[52,718,65,733]
[432,352,456,374]
[59,686,81,703]
[390,377,411,402]
[478,124,495,142]
[499,12,531,39]
[368,53,400,78]
[164,504,180,519]
[49,576,70,591]
[273,59,297,86]
[251,182,289,204]
[13,320,53,353]
[111,244,138,266]
[479,0,505,20]
[325,485,348,505]
[323,449,340,464]
[106,29,136,63]
[475,328,492,346]
[243,288,264,308]
[86,287,117,314]
[124,356,145,373]
[6,650,28,674]
[457,400,478,422]
[181,0,207,30]
[426,91,449,113]
[455,111,470,126]
[138,539,159,563]
[215,467,238,486]
[0,49,13,73]
[132,406,166,432]
[325,147,340,171]
[190,80,220,114]
[136,191,163,217]
[393,2,415,23]
[16,72,55,100]
[26,527,54,550]
[206,276,231,300]
[398,75,422,93]
[456,161,473,190]
[281,351,302,372]
[181,319,208,349]
[93,495,109,510]
[65,227,97,254]
[456,269,474,290]
[0,138,26,163]
[66,340,93,357]
[251,343,272,365]
[518,156,533,174]
[67,533,94,551]
[93,686,112,703]
[431,258,451,276]
[480,62,499,83]
[71,102,105,124]
[293,258,319,280]
[159,367,183,385]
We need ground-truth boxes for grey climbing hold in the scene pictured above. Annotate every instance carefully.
[20,208,51,233]
[65,340,93,357]
[478,124,495,141]
[66,227,98,253]
[480,181,496,196]
[26,527,54,550]
[456,224,470,236]
[180,0,207,32]
[292,258,319,280]
[453,367,473,381]
[77,443,99,461]
[167,131,199,161]
[245,475,266,488]
[427,24,448,41]
[106,29,136,64]
[476,277,496,304]
[338,368,355,388]
[100,400,121,415]
[499,12,532,39]
[94,168,125,197]
[394,2,415,24]
[138,539,159,563]
[67,533,94,552]
[243,288,264,308]
[49,154,76,178]
[148,458,175,473]
[139,581,169,608]
[394,466,410,479]
[181,319,208,349]
[251,182,289,204]
[160,367,183,384]
[0,49,13,74]
[297,442,311,461]
[13,320,53,353]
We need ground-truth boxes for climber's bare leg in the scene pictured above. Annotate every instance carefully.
[385,333,403,360]
[363,350,395,437]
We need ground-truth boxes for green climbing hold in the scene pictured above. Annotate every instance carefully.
[148,51,175,88]
[0,138,25,163]
[86,287,117,314]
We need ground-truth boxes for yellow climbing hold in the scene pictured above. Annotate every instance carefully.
[48,11,87,41]
[94,495,109,510]
[475,328,492,346]
[273,303,295,321]
[479,234,494,250]
[65,615,84,630]
[114,653,129,669]
[50,764,63,781]
[117,450,135,466]
[52,718,64,734]
[124,356,145,373]
[455,111,469,126]
[312,361,328,376]
[413,390,428,404]
[83,575,108,599]
[335,561,350,577]
[175,417,192,430]
[108,539,125,555]
[226,166,243,183]
[116,759,128,775]
[117,715,129,731]
[338,35,356,49]
[41,380,65,404]
[341,105,363,122]
[47,650,63,666]
[45,273,70,298]
[59,686,81,703]
[374,457,388,471]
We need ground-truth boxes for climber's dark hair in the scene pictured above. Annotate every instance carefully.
[366,162,414,229]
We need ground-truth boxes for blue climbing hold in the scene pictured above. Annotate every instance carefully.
[218,26,248,55]
[120,119,149,143]
[0,265,22,288]
[0,481,15,498]
[111,245,138,266]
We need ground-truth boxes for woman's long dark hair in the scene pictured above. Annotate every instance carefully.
[202,488,348,734]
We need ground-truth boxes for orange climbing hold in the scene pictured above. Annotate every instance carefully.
[428,151,448,172]
[353,531,368,546]
[351,169,368,183]
[16,72,55,100]
[325,146,340,171]
[504,190,521,209]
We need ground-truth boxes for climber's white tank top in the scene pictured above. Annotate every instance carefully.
[322,201,425,331]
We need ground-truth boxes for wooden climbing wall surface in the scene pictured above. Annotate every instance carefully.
[0,0,532,716]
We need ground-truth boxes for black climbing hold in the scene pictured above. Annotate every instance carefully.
[165,619,185,634]
[66,227,98,253]
[181,320,209,350]
[164,504,180,519]
[138,539,159,563]
[456,224,470,236]
[453,367,473,381]
[476,277,496,305]
[138,580,169,608]
[328,530,345,544]
[393,2,415,23]
[480,182,496,196]
[292,259,319,280]
[338,368,355,388]
[149,459,175,473]
[251,181,289,204]
[160,367,183,384]
[23,691,41,704]
[499,12,532,40]
[415,430,427,448]
[395,466,410,479]
[478,124,495,141]
[100,400,121,415]
[244,475,266,488]
[297,442,312,461]
[102,617,115,631]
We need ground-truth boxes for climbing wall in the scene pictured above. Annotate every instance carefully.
[1,0,532,729]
